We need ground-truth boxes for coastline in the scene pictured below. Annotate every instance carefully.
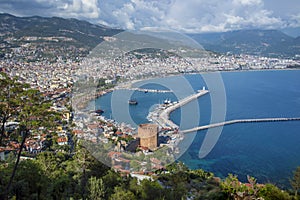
[77,67,300,121]
[77,68,300,188]
[81,67,300,120]
[118,67,300,91]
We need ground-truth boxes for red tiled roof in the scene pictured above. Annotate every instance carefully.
[119,169,130,174]
[115,131,123,135]
[107,151,122,158]
[113,165,123,169]
[139,146,149,151]
[150,157,161,165]
[73,130,84,135]
[121,134,129,139]
[9,141,20,149]
[87,124,99,130]
[134,171,145,175]
[57,137,67,143]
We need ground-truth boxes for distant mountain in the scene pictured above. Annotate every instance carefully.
[1,13,299,59]
[281,27,300,38]
[0,13,122,50]
[189,30,300,58]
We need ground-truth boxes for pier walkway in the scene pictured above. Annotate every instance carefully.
[158,90,209,129]
[148,88,300,133]
[181,117,300,133]
[116,87,172,93]
[129,88,172,93]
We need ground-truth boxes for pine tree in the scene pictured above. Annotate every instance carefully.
[0,73,59,199]
[0,72,24,145]
[88,177,106,200]
[291,166,300,197]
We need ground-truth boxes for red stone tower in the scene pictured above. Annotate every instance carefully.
[138,124,158,151]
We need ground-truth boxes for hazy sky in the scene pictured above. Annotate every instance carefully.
[0,0,299,33]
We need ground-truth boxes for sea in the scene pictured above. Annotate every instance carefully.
[93,70,300,188]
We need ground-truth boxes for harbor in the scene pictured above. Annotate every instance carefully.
[147,88,209,129]
[147,86,300,135]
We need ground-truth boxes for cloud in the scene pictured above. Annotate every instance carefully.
[0,0,299,32]
[61,0,100,19]
[0,0,100,20]
[97,0,287,32]
[162,0,285,32]
[99,0,171,30]
[233,0,262,6]
[289,14,300,28]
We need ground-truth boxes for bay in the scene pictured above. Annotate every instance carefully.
[94,70,300,188]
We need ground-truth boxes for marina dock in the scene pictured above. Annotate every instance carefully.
[149,89,209,129]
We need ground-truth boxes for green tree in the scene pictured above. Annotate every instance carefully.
[88,176,106,200]
[140,179,164,200]
[63,143,110,199]
[73,143,97,199]
[35,152,67,178]
[291,166,300,198]
[2,159,50,200]
[50,174,72,200]
[128,178,141,197]
[4,86,59,199]
[259,184,292,200]
[165,161,189,173]
[221,174,248,199]
[130,160,140,172]
[109,186,137,200]
[102,170,123,197]
[190,168,214,180]
[0,72,24,145]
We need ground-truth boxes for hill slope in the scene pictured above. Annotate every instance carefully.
[0,13,122,49]
[189,30,300,58]
[1,13,299,59]
[0,13,122,61]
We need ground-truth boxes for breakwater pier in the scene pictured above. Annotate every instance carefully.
[147,88,300,134]
[129,88,172,93]
[181,117,300,133]
[148,89,209,129]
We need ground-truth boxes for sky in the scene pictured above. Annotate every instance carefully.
[0,0,300,33]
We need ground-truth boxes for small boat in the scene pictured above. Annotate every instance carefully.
[129,99,138,105]
[95,109,104,114]
[164,99,171,104]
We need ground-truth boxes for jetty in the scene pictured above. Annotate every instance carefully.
[148,88,300,134]
[152,89,209,129]
[181,117,300,133]
[128,88,172,93]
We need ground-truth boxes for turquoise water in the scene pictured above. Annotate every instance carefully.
[94,70,300,188]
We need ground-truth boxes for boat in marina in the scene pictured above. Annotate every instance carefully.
[129,99,138,105]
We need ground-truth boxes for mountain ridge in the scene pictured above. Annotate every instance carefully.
[0,13,122,50]
[188,29,300,58]
[0,13,299,58]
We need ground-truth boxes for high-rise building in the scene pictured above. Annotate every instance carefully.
[138,124,158,151]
